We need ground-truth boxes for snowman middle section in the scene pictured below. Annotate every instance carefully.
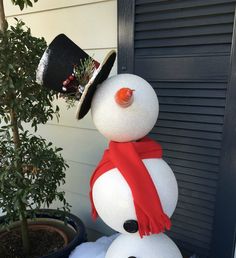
[91,154,178,235]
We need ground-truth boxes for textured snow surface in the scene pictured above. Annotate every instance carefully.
[69,234,119,258]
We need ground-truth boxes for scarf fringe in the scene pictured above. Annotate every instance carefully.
[135,203,171,237]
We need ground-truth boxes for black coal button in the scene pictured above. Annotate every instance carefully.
[123,220,138,233]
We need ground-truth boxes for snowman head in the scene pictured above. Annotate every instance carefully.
[91,74,159,142]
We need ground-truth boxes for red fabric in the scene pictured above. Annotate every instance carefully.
[90,137,171,237]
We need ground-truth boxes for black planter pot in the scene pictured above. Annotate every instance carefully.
[0,209,87,258]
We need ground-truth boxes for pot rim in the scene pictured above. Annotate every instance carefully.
[0,209,87,258]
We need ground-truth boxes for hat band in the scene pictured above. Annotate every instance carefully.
[60,57,97,100]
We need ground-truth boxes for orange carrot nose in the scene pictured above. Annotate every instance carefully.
[115,88,134,108]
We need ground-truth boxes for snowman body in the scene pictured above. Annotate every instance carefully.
[92,158,178,234]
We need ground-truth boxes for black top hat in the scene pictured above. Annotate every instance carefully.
[36,34,116,119]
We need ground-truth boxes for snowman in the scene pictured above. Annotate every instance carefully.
[89,74,182,258]
[37,34,182,258]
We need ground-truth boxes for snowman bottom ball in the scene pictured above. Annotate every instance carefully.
[105,233,183,258]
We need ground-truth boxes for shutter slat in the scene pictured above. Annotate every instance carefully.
[157,120,223,133]
[162,142,220,157]
[136,44,231,56]
[136,3,235,22]
[135,34,232,48]
[169,233,210,256]
[159,96,226,107]
[157,119,223,133]
[175,173,218,188]
[178,196,215,211]
[177,202,215,216]
[157,88,226,98]
[178,181,217,195]
[163,156,219,174]
[152,81,227,89]
[136,0,236,14]
[136,14,234,31]
[172,213,213,231]
[135,24,233,40]
[174,223,212,241]
[136,0,167,5]
[158,112,224,125]
[171,225,212,244]
[151,127,222,140]
[159,104,225,116]
[171,165,218,180]
[179,187,215,202]
[173,238,209,258]
[135,55,230,81]
[164,149,219,165]
[157,133,221,149]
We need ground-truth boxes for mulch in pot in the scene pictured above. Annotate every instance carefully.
[0,227,65,258]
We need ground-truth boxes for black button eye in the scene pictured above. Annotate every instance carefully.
[123,220,139,233]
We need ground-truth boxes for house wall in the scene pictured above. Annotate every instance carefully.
[2,0,117,240]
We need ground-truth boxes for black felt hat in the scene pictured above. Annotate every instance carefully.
[36,34,116,119]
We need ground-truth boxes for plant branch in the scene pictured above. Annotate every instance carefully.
[10,109,21,149]
[0,0,7,31]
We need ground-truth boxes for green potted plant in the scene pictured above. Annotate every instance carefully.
[0,1,86,257]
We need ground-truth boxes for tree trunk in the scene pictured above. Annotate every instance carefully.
[0,0,6,31]
[19,201,30,257]
[10,109,30,256]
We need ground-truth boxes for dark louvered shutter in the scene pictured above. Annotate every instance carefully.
[118,1,236,257]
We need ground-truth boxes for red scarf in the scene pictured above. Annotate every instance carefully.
[90,137,171,237]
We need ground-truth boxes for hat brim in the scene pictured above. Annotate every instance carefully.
[75,50,116,120]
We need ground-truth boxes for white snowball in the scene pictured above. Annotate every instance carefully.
[69,234,119,258]
[92,158,178,234]
[91,74,159,142]
[105,233,183,258]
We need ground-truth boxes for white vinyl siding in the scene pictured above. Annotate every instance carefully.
[3,0,117,239]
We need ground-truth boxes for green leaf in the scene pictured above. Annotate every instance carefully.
[11,0,35,10]
[56,147,63,152]
[19,1,24,10]
[27,0,33,7]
